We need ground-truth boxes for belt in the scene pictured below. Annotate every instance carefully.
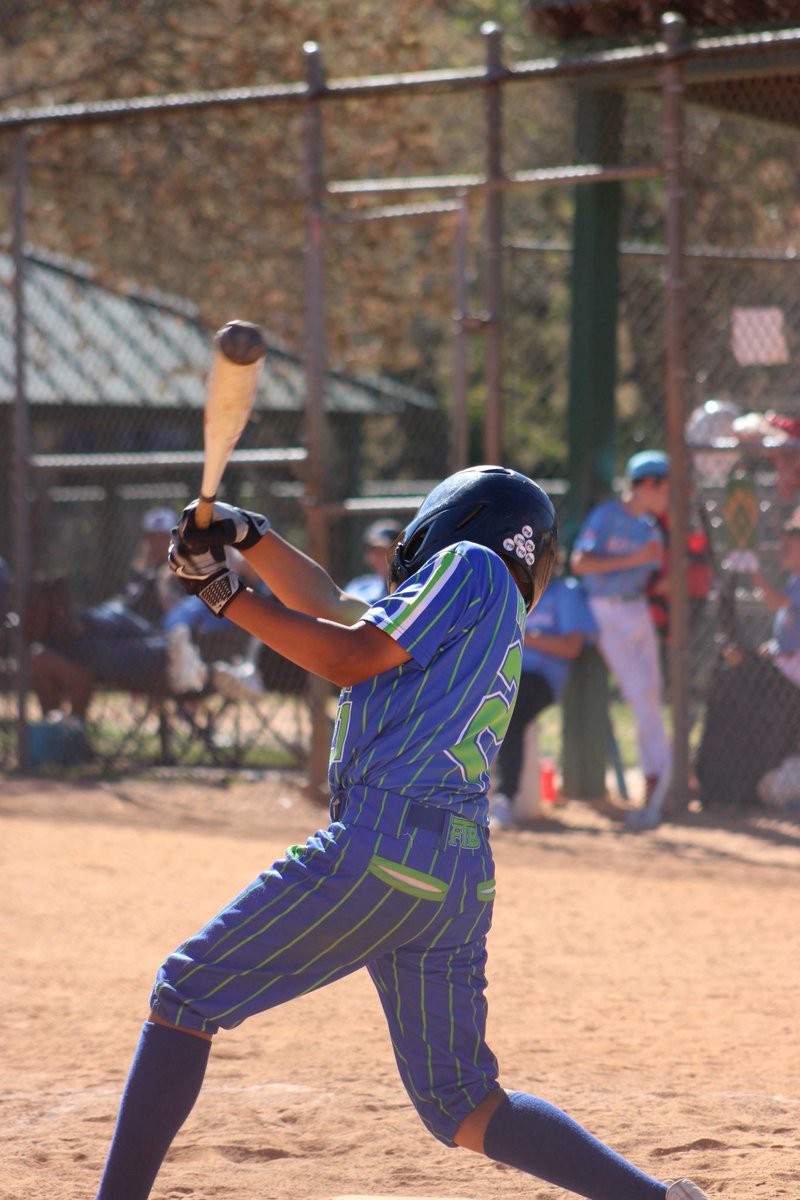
[405,800,448,833]
[330,794,448,831]
[329,793,482,845]
[403,802,487,850]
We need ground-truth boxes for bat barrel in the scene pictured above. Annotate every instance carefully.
[197,318,266,534]
[215,320,267,366]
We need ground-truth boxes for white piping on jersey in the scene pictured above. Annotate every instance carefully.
[376,548,465,638]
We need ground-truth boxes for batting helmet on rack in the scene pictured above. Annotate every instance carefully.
[388,465,557,612]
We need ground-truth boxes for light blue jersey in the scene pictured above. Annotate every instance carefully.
[343,571,388,606]
[523,575,596,699]
[574,499,664,599]
[774,574,800,655]
[329,540,525,822]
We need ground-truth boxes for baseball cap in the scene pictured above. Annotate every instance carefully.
[364,519,402,548]
[141,506,178,534]
[625,450,669,482]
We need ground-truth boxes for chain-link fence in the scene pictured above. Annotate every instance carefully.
[2,11,800,815]
[681,61,800,816]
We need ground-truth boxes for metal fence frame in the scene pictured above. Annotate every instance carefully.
[3,13,800,797]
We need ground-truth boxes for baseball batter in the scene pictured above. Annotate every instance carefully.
[93,466,710,1200]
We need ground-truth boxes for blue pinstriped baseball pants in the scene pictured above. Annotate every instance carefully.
[150,799,498,1143]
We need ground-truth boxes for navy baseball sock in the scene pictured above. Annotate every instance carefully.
[95,1020,211,1200]
[483,1091,667,1200]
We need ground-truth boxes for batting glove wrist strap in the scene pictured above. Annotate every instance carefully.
[198,569,245,617]
[179,502,270,552]
[233,508,271,550]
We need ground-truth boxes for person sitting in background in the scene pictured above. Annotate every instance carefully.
[753,506,800,686]
[490,560,596,829]
[121,507,265,702]
[695,507,800,810]
[121,507,185,625]
[24,574,209,724]
[571,451,672,829]
[344,519,403,606]
[164,552,270,703]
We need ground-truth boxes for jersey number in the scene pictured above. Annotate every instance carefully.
[330,696,352,765]
[447,642,521,783]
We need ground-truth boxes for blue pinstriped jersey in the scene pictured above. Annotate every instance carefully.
[328,541,526,822]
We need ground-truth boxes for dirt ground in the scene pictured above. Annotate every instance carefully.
[3,773,799,1200]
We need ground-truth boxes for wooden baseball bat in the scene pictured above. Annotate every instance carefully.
[195,319,267,530]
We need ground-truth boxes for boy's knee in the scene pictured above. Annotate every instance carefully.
[411,1085,507,1150]
[453,1087,508,1153]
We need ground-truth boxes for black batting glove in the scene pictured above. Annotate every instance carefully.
[178,501,271,553]
[168,534,245,618]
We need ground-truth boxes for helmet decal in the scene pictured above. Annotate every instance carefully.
[502,525,536,566]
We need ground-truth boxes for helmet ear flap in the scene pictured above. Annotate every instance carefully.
[531,533,557,607]
[403,525,429,562]
[388,522,428,590]
[387,541,408,590]
[500,554,534,610]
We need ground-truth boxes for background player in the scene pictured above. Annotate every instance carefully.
[344,517,403,605]
[571,450,672,830]
[695,505,800,809]
[490,553,596,827]
[92,464,711,1200]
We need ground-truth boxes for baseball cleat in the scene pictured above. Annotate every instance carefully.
[489,792,514,831]
[626,767,674,831]
[625,803,662,831]
[664,1179,711,1200]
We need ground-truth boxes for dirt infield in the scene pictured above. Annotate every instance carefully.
[3,774,799,1200]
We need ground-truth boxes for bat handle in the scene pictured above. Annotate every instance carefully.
[195,496,215,530]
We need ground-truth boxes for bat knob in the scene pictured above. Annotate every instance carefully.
[215,320,267,366]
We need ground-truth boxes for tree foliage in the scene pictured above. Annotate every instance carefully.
[2,2,799,479]
[4,3,548,387]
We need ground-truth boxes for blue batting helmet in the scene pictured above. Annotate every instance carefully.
[388,465,557,611]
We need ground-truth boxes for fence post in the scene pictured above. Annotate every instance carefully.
[303,41,334,800]
[482,21,504,465]
[561,86,623,802]
[11,130,32,772]
[451,192,470,472]
[661,11,691,814]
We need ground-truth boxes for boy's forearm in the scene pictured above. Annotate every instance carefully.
[572,548,653,575]
[526,631,582,659]
[242,531,368,624]
[224,587,409,687]
[571,550,624,575]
